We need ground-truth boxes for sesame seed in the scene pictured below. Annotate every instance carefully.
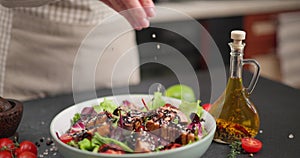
[288,134,294,139]
[152,34,156,39]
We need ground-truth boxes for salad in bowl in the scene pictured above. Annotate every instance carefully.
[50,93,216,158]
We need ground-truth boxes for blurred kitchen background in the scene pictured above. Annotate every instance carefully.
[135,0,300,89]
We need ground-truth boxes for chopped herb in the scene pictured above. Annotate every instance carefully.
[228,140,242,158]
[71,113,81,125]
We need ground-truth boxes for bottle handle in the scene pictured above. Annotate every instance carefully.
[242,59,261,94]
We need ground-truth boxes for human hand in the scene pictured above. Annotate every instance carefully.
[101,0,156,30]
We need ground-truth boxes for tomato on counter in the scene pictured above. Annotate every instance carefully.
[15,141,38,156]
[0,138,37,158]
[241,137,263,153]
[0,138,15,151]
[17,151,37,158]
[0,150,12,158]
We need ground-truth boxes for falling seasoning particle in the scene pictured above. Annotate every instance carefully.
[259,130,263,134]
[288,134,294,139]
[249,153,254,157]
[152,33,156,39]
[39,154,44,158]
[154,56,157,61]
[41,121,45,125]
[156,44,160,50]
[53,152,57,156]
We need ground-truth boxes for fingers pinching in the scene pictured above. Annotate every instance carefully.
[139,0,156,17]
[122,0,150,29]
[101,0,156,30]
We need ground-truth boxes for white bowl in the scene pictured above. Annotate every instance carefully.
[50,94,216,158]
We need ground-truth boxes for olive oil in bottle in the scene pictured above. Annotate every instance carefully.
[209,30,261,144]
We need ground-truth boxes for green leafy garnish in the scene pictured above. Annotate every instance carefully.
[78,138,94,151]
[92,133,133,152]
[154,146,164,151]
[228,140,242,158]
[165,84,196,102]
[92,145,100,153]
[172,117,179,124]
[93,98,118,114]
[71,113,81,125]
[179,100,202,122]
[148,92,166,110]
[67,140,79,148]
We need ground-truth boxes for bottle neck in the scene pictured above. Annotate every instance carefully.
[229,43,245,78]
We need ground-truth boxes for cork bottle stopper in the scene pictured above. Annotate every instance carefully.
[231,30,246,49]
[231,30,246,41]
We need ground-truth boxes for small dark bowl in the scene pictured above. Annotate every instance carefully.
[0,99,23,138]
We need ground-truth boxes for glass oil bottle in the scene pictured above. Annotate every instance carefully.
[209,30,261,144]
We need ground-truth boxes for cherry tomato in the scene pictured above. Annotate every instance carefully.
[202,103,211,111]
[102,149,124,154]
[161,143,181,150]
[168,143,181,149]
[59,134,73,144]
[17,151,37,158]
[0,138,15,151]
[0,150,12,158]
[99,144,125,154]
[15,141,38,156]
[241,137,263,153]
[14,148,22,156]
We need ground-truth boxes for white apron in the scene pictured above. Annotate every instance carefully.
[0,0,140,100]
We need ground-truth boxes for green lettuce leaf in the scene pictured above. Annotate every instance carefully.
[67,140,79,148]
[148,92,166,110]
[92,145,100,153]
[78,138,94,151]
[93,98,118,113]
[92,133,133,152]
[179,100,202,122]
[71,113,81,125]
